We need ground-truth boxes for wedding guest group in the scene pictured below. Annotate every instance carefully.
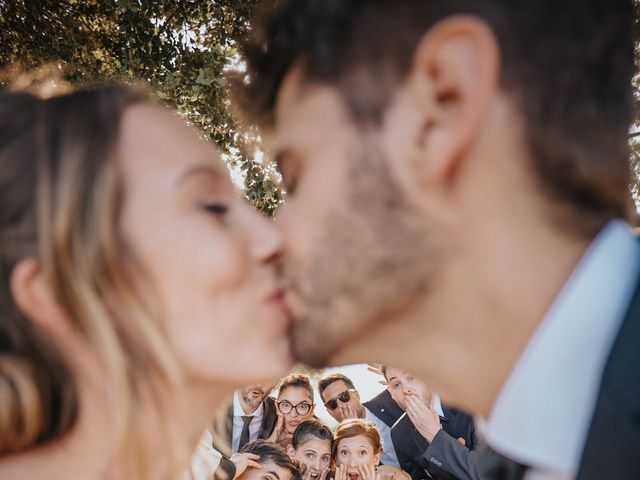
[203,369,478,480]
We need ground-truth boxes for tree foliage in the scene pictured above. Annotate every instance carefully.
[1,1,639,214]
[0,0,282,214]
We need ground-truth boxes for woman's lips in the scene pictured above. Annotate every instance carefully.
[266,287,289,310]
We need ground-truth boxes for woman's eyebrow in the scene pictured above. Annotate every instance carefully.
[267,471,281,480]
[176,164,224,186]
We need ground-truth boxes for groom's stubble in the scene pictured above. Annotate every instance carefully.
[285,136,438,367]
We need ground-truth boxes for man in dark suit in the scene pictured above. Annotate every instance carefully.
[363,389,404,430]
[392,408,478,480]
[211,384,279,479]
[385,366,478,480]
[235,1,639,478]
[213,384,278,456]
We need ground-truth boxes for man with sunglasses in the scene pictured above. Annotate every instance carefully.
[318,373,401,467]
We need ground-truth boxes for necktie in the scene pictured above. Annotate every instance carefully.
[475,445,529,480]
[238,415,253,450]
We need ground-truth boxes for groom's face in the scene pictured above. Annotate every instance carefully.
[274,67,436,367]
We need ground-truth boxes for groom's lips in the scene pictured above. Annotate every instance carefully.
[282,285,304,317]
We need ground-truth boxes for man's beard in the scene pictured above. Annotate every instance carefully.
[242,388,266,409]
[287,139,436,367]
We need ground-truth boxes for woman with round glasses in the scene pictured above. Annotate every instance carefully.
[269,374,315,449]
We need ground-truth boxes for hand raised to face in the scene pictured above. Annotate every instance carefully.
[405,394,441,443]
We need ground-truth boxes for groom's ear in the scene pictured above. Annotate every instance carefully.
[286,444,295,456]
[384,14,499,188]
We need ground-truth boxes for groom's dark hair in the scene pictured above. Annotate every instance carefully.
[234,0,637,237]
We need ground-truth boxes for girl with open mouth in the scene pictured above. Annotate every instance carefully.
[288,419,333,480]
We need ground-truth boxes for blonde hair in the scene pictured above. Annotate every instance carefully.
[0,83,184,478]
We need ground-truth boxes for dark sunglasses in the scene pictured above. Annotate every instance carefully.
[324,389,357,410]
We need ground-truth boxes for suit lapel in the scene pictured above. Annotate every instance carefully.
[210,401,234,456]
[225,402,233,446]
[259,396,277,439]
[577,270,640,479]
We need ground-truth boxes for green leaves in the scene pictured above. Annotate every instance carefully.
[195,67,215,85]
[0,0,281,214]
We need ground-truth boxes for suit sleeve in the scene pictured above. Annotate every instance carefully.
[393,434,429,480]
[191,430,237,480]
[214,456,237,480]
[422,430,479,480]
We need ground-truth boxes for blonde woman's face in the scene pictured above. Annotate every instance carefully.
[117,105,292,383]
[335,435,380,477]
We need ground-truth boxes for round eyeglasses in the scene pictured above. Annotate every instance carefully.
[276,400,313,415]
[324,389,357,410]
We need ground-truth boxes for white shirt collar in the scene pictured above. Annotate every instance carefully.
[233,391,265,418]
[484,220,640,474]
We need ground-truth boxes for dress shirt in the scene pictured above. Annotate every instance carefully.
[484,220,640,479]
[231,391,265,453]
[366,406,400,467]
[373,393,444,468]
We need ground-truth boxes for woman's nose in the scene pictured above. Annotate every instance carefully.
[246,206,283,265]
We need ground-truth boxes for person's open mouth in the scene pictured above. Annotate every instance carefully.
[348,473,360,480]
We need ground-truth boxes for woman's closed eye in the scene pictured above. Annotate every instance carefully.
[202,202,229,215]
